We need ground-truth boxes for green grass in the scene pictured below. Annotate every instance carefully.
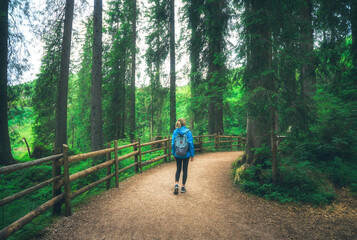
[9,107,35,162]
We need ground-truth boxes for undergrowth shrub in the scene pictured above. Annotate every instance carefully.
[234,157,336,206]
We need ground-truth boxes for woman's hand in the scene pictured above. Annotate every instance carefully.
[191,157,194,162]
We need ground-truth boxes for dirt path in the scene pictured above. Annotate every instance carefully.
[38,152,357,240]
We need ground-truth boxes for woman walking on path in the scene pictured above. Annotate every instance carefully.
[172,118,195,195]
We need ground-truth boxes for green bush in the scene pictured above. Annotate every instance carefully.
[235,159,336,206]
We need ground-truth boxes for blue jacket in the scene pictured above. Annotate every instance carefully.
[172,126,195,158]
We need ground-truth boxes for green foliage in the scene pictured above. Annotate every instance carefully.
[236,162,336,206]
[32,17,63,149]
[67,17,93,153]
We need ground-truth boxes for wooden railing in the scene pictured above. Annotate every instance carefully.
[0,134,246,239]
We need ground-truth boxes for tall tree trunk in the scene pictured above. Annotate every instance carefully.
[120,58,126,139]
[170,0,176,133]
[300,0,315,100]
[130,0,136,141]
[244,0,273,165]
[56,7,75,214]
[206,0,226,135]
[0,0,15,165]
[188,0,205,133]
[55,0,74,152]
[352,0,357,81]
[91,0,103,155]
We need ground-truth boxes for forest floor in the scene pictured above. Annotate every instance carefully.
[36,152,357,240]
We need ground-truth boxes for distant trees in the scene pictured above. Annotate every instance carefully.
[145,0,170,137]
[32,6,64,148]
[204,0,229,135]
[70,17,92,152]
[184,0,206,133]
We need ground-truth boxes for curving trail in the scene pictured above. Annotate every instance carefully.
[38,152,357,240]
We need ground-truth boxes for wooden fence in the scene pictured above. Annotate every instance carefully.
[0,134,246,239]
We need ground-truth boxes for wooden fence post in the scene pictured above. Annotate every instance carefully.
[139,138,142,173]
[52,149,62,216]
[230,135,233,151]
[168,135,171,162]
[200,135,203,153]
[114,140,119,188]
[106,142,111,189]
[218,133,221,151]
[62,144,71,217]
[134,140,139,173]
[238,136,241,149]
[164,137,168,162]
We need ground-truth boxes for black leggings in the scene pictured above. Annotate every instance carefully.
[175,157,189,185]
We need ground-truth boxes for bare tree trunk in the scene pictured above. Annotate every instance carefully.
[130,0,137,141]
[170,0,176,133]
[271,108,278,184]
[352,0,357,79]
[23,138,31,158]
[0,0,15,165]
[91,0,103,156]
[55,0,74,151]
[244,0,272,165]
[206,0,225,135]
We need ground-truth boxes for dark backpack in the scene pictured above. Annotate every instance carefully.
[174,129,190,157]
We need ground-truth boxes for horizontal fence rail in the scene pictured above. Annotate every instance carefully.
[0,134,246,239]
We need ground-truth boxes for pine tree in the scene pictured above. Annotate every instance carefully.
[32,17,63,148]
[240,0,274,165]
[54,0,74,152]
[204,0,229,135]
[91,0,104,154]
[169,0,176,133]
[145,0,170,137]
[0,0,15,165]
[70,16,93,152]
[130,0,137,141]
[184,0,206,133]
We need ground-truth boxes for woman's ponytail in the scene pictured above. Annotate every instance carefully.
[175,118,186,129]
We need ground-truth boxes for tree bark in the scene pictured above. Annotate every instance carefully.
[244,0,273,164]
[352,0,357,81]
[206,0,226,135]
[170,0,176,133]
[91,0,103,155]
[55,0,74,151]
[0,0,15,165]
[300,0,315,100]
[130,0,137,141]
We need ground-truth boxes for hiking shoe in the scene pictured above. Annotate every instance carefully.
[181,186,186,193]
[174,185,179,195]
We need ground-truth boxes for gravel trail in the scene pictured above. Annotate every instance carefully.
[38,152,357,240]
